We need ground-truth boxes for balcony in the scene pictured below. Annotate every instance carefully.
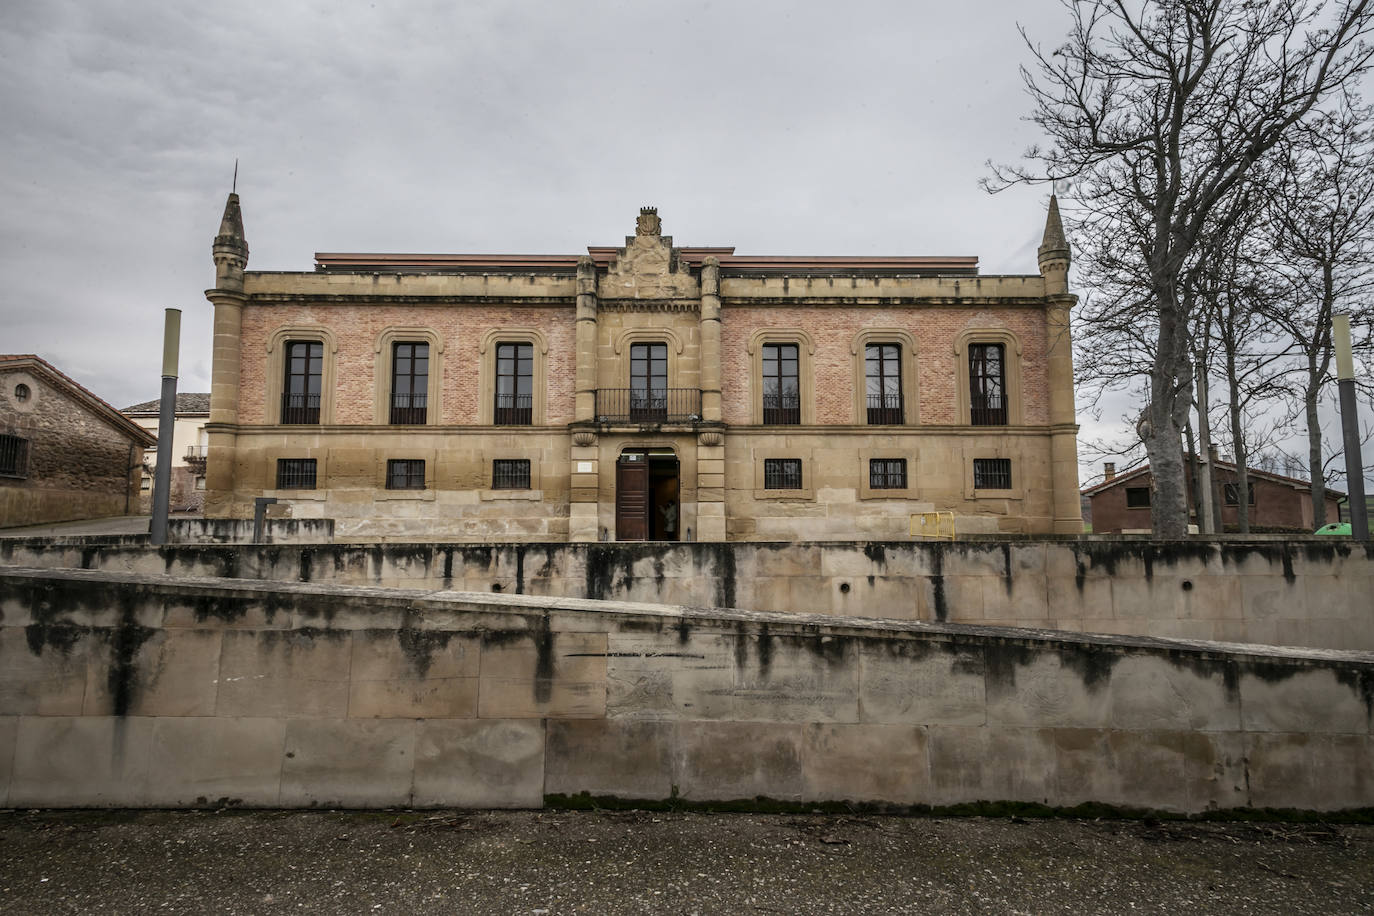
[281,392,320,425]
[866,393,904,425]
[494,393,533,426]
[184,446,207,475]
[762,393,801,425]
[390,392,427,425]
[970,398,1007,426]
[594,389,702,425]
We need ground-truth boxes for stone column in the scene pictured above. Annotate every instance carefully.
[695,257,727,541]
[569,256,601,541]
[1045,296,1082,533]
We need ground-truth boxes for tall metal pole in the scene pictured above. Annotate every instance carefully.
[1334,314,1368,541]
[149,309,181,546]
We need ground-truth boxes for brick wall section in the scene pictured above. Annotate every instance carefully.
[720,306,1050,426]
[0,368,144,526]
[238,305,576,425]
[1090,466,1343,533]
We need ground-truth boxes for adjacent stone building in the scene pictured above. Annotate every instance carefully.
[122,392,211,514]
[0,355,156,528]
[203,195,1081,541]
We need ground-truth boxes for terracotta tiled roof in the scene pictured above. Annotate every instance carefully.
[1081,460,1344,499]
[0,354,157,446]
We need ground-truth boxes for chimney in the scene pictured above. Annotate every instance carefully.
[1103,462,1116,482]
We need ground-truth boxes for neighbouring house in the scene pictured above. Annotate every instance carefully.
[1083,460,1344,534]
[0,355,157,528]
[200,193,1082,541]
[121,393,211,514]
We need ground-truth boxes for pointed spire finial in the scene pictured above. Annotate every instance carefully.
[232,159,238,194]
[1039,193,1068,255]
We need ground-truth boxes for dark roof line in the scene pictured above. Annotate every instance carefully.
[121,392,212,416]
[0,354,157,447]
[1081,459,1345,498]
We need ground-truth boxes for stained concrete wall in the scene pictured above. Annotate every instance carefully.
[2,539,1370,651]
[0,566,1370,813]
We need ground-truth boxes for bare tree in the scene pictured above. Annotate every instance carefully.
[989,0,1374,535]
[1260,100,1374,525]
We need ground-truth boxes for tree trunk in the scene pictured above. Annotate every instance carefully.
[1305,356,1326,528]
[1146,283,1193,538]
[1226,346,1250,534]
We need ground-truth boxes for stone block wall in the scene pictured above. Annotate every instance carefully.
[0,567,1369,813]
[0,367,144,528]
[4,539,1369,651]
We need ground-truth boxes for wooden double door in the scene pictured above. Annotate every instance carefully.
[615,450,681,541]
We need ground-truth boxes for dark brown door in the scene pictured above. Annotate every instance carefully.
[615,454,650,541]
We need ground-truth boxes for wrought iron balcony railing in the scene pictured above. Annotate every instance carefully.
[970,399,1008,425]
[281,393,320,425]
[184,446,208,474]
[594,389,702,424]
[762,393,801,425]
[866,393,904,425]
[494,393,533,425]
[390,392,427,425]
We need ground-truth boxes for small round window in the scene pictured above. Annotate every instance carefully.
[14,384,30,402]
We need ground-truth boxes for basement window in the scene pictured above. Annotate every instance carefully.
[492,459,532,490]
[276,458,317,490]
[386,459,426,490]
[972,458,1012,490]
[763,458,803,490]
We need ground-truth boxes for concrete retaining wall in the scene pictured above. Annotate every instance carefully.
[0,567,1370,813]
[2,539,1370,650]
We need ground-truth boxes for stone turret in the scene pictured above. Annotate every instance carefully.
[213,192,250,291]
[1037,194,1070,296]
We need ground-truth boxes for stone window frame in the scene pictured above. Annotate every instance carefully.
[263,448,328,500]
[373,328,444,425]
[265,326,338,425]
[752,447,815,500]
[746,328,816,425]
[954,328,1024,426]
[858,448,918,500]
[611,327,685,390]
[850,329,919,426]
[0,432,30,479]
[962,445,1021,501]
[477,328,548,425]
[479,452,543,501]
[3,371,39,413]
[375,449,437,501]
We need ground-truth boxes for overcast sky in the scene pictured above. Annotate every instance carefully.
[12,0,1350,490]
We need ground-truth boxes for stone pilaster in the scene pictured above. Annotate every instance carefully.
[569,256,601,541]
[699,257,723,422]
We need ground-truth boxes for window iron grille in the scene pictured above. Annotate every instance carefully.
[386,459,426,490]
[494,393,533,425]
[973,458,1012,490]
[280,392,321,425]
[869,458,908,490]
[492,459,532,490]
[0,434,30,478]
[866,393,904,425]
[389,392,428,425]
[276,458,317,490]
[763,458,803,490]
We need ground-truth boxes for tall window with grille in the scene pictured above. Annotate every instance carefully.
[390,342,428,424]
[281,341,322,424]
[492,458,531,490]
[0,433,29,478]
[275,458,317,490]
[386,459,426,490]
[865,343,903,424]
[869,458,907,490]
[968,343,1007,425]
[630,342,668,421]
[763,458,803,490]
[761,343,800,424]
[494,343,533,425]
[972,458,1012,490]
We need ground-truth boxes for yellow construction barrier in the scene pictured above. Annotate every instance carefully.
[910,511,956,540]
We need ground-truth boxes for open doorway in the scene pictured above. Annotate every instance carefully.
[615,449,680,541]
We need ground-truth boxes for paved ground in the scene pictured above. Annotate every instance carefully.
[0,809,1369,914]
[0,515,152,538]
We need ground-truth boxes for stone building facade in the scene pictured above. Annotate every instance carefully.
[0,355,156,528]
[203,196,1081,541]
[122,393,211,514]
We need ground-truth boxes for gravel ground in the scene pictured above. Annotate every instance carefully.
[0,809,1369,915]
